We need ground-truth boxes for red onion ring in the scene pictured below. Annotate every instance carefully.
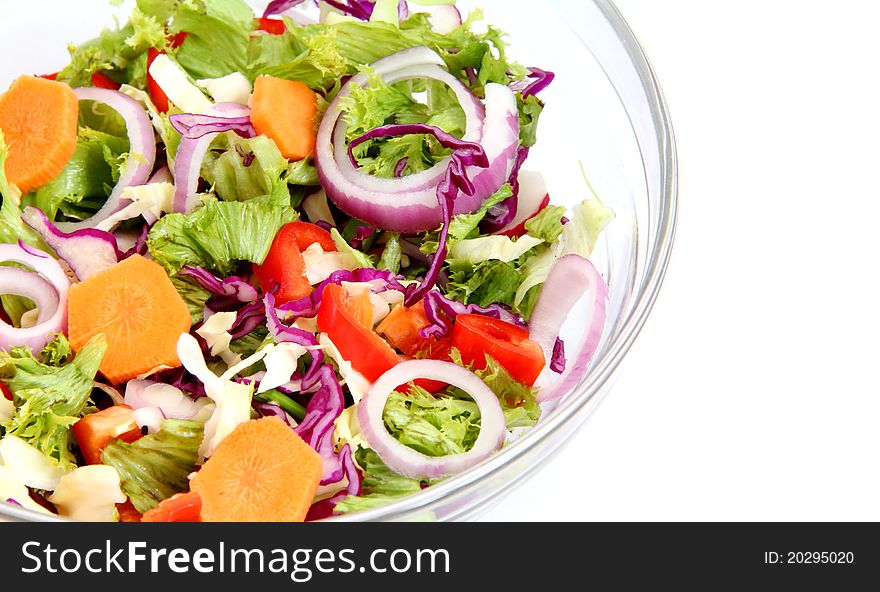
[316,47,520,232]
[171,103,252,213]
[357,359,506,479]
[528,254,609,403]
[57,88,157,232]
[22,206,120,281]
[0,243,69,352]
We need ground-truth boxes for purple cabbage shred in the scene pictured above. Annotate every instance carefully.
[323,0,375,21]
[482,146,530,233]
[276,268,407,319]
[178,265,260,303]
[346,126,489,307]
[169,113,256,140]
[550,337,566,373]
[121,223,151,259]
[521,67,556,99]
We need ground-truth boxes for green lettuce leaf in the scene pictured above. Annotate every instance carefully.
[169,0,255,80]
[448,348,541,430]
[445,259,522,309]
[147,192,298,275]
[331,227,375,269]
[383,384,481,457]
[170,274,212,324]
[523,205,567,243]
[25,127,129,222]
[518,93,545,148]
[0,335,108,469]
[201,134,290,203]
[514,199,616,312]
[378,232,402,273]
[101,419,203,513]
[55,7,167,88]
[0,130,42,246]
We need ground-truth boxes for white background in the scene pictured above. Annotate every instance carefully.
[484,0,880,521]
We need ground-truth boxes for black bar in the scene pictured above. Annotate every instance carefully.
[1,523,876,588]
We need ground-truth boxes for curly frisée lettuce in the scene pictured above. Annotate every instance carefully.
[147,191,298,275]
[0,334,108,469]
[100,418,203,513]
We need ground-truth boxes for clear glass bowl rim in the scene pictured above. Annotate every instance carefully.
[0,0,678,523]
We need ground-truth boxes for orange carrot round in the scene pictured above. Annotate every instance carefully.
[190,417,323,522]
[0,75,79,194]
[250,75,318,161]
[67,254,192,385]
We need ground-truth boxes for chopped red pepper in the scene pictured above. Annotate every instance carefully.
[73,404,143,465]
[452,314,546,386]
[253,222,337,305]
[90,71,121,90]
[141,492,202,522]
[256,17,287,35]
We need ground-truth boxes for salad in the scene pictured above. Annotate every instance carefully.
[0,0,614,522]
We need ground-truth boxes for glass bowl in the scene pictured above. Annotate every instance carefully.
[0,0,677,522]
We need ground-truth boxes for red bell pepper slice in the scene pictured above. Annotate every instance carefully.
[146,32,189,113]
[253,222,337,305]
[73,404,143,465]
[451,314,546,386]
[141,492,202,522]
[317,284,401,383]
[256,17,287,35]
[90,71,121,90]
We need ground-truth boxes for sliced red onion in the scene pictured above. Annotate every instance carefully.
[58,88,157,232]
[420,289,524,340]
[22,206,121,281]
[330,62,485,192]
[359,359,506,479]
[0,243,69,352]
[148,166,172,184]
[316,48,524,233]
[496,171,550,238]
[414,4,462,34]
[171,103,252,214]
[528,255,608,402]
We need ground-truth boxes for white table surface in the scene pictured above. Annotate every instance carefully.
[483,0,880,521]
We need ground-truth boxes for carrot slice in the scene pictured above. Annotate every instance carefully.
[190,417,322,522]
[249,75,318,161]
[0,75,79,194]
[67,254,192,385]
